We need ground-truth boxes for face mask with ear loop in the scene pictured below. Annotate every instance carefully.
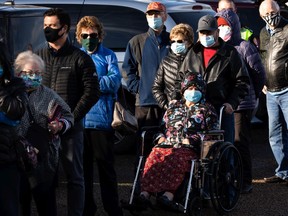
[263,13,281,27]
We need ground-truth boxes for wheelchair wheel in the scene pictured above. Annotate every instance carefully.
[188,196,203,216]
[208,142,242,215]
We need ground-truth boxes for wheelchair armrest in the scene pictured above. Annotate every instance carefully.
[198,130,225,136]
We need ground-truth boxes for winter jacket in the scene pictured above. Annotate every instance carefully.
[37,39,100,122]
[0,77,27,164]
[259,17,288,92]
[179,39,250,112]
[122,27,170,106]
[83,44,121,130]
[152,49,187,110]
[216,9,266,110]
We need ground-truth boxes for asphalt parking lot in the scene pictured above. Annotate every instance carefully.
[31,123,288,216]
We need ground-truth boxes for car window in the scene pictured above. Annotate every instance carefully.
[169,10,216,42]
[237,8,265,37]
[42,4,149,51]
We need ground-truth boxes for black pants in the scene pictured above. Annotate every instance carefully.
[0,163,20,216]
[83,129,123,216]
[234,110,253,185]
[20,170,57,216]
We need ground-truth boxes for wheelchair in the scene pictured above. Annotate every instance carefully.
[124,107,243,216]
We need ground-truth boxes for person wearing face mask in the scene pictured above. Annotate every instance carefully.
[122,2,170,151]
[258,0,288,184]
[14,51,74,216]
[35,8,100,216]
[128,71,218,212]
[0,42,27,216]
[215,9,266,194]
[75,16,123,216]
[178,15,250,146]
[152,23,194,110]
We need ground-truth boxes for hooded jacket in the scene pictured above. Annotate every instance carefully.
[215,9,266,110]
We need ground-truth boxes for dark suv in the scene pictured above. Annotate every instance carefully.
[0,2,49,63]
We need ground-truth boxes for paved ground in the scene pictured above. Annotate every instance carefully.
[32,123,288,216]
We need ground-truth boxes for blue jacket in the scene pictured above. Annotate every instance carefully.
[83,44,122,130]
[122,27,170,106]
[215,10,266,110]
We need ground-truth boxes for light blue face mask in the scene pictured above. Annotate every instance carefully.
[199,35,216,48]
[171,42,187,55]
[147,17,163,30]
[184,89,202,103]
[0,66,3,78]
[20,74,42,89]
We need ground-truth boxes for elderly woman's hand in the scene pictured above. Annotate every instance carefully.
[48,120,63,134]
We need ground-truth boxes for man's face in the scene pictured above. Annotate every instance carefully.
[44,15,62,30]
[217,1,236,12]
[146,10,167,31]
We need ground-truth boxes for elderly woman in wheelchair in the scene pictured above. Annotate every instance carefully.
[129,71,219,211]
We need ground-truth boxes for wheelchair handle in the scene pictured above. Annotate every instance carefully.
[218,105,226,130]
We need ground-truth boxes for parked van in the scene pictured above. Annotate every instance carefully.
[3,0,216,153]
[0,2,49,63]
[12,0,216,71]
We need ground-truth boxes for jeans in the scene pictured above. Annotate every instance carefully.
[267,91,288,179]
[60,121,85,216]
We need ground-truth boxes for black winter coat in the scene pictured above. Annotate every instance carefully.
[37,40,100,122]
[259,17,288,92]
[0,77,27,164]
[152,50,186,109]
[179,39,250,112]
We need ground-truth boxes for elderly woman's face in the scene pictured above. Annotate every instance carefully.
[19,62,42,89]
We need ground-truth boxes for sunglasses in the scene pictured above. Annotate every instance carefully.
[81,33,98,39]
[170,40,185,44]
[146,11,162,16]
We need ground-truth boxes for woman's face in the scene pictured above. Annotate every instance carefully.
[170,34,189,55]
[18,62,42,89]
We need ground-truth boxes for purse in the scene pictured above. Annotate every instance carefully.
[111,87,138,135]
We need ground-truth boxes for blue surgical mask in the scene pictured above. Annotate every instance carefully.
[147,17,163,30]
[20,74,42,89]
[199,35,216,47]
[171,42,187,55]
[184,89,202,103]
[0,66,3,78]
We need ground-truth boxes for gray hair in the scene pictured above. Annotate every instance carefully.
[14,50,45,75]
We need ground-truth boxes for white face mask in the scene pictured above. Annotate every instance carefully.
[218,25,232,42]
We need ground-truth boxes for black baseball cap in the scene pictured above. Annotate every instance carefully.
[197,15,218,32]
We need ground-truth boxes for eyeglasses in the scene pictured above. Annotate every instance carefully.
[170,40,185,44]
[20,70,41,76]
[81,33,98,39]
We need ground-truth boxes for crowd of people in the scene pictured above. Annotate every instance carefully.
[0,0,287,215]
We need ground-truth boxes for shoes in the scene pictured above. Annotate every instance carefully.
[128,194,151,211]
[264,175,285,183]
[241,184,253,194]
[157,195,180,212]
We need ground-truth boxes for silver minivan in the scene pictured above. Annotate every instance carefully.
[11,0,216,71]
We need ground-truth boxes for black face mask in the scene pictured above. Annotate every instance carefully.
[44,26,64,42]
